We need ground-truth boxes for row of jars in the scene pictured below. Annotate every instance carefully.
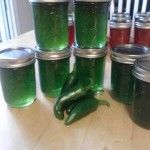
[0,45,150,129]
[110,12,150,48]
[29,0,111,50]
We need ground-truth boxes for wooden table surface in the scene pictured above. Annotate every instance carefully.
[0,31,150,150]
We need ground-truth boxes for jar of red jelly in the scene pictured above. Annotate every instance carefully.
[68,13,75,47]
[110,18,131,48]
[134,17,150,47]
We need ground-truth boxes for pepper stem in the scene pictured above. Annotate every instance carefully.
[98,99,110,107]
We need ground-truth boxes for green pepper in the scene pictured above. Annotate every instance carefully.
[61,65,77,94]
[66,101,79,114]
[65,98,110,125]
[54,83,91,120]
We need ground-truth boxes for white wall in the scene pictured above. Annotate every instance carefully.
[12,0,33,35]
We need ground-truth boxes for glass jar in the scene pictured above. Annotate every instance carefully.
[133,57,150,129]
[74,47,107,93]
[36,49,70,97]
[110,18,131,48]
[30,0,69,51]
[0,47,36,108]
[134,17,150,47]
[111,44,150,105]
[75,0,110,49]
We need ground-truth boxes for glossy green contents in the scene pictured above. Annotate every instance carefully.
[0,64,36,108]
[133,78,150,129]
[32,2,68,51]
[76,56,105,93]
[75,2,110,48]
[111,61,134,105]
[54,83,91,120]
[38,58,69,98]
[65,97,110,125]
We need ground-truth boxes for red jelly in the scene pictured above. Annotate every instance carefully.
[110,19,131,48]
[134,18,150,47]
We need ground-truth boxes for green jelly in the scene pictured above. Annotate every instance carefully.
[75,0,110,49]
[133,57,150,129]
[111,44,150,105]
[74,47,107,93]
[30,0,69,51]
[0,48,36,108]
[36,49,70,97]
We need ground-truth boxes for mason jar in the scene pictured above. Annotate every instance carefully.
[36,49,70,97]
[74,46,107,93]
[30,0,69,51]
[75,0,110,49]
[0,47,36,108]
[133,57,150,129]
[134,17,150,47]
[110,18,131,48]
[111,44,150,105]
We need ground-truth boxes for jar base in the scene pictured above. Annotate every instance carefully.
[7,98,36,108]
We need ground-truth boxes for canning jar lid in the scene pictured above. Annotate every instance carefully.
[110,19,132,28]
[135,16,150,29]
[29,0,69,3]
[112,12,130,19]
[74,46,107,58]
[0,47,35,68]
[111,44,150,64]
[75,0,111,2]
[36,48,70,60]
[133,57,150,83]
[134,12,149,21]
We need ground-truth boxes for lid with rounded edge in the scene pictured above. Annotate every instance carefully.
[75,0,111,2]
[74,46,107,58]
[36,48,70,60]
[110,19,131,28]
[112,12,130,18]
[111,44,150,64]
[0,47,35,68]
[133,57,150,83]
[29,0,69,3]
[135,16,150,29]
[134,12,149,21]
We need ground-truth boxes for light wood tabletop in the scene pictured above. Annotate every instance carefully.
[0,31,149,150]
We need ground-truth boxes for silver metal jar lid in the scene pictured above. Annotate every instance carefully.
[36,49,70,60]
[135,16,150,29]
[133,57,150,83]
[112,12,130,17]
[111,44,150,64]
[74,46,107,58]
[29,0,69,3]
[110,19,132,28]
[0,47,35,68]
[134,12,149,21]
[75,0,111,2]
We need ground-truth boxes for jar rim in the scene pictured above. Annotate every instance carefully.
[29,0,69,3]
[111,44,150,64]
[135,21,150,29]
[110,20,131,28]
[0,47,35,68]
[133,56,150,83]
[36,48,70,60]
[75,0,111,2]
[74,46,107,58]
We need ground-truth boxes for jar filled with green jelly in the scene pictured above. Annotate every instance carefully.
[30,0,69,51]
[111,44,150,105]
[36,49,70,97]
[75,0,110,49]
[74,47,107,93]
[133,57,150,129]
[0,47,36,108]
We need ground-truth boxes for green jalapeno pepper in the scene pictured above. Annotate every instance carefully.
[66,101,79,114]
[54,83,91,120]
[61,65,77,94]
[65,98,110,125]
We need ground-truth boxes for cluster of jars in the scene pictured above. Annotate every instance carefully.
[110,12,150,48]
